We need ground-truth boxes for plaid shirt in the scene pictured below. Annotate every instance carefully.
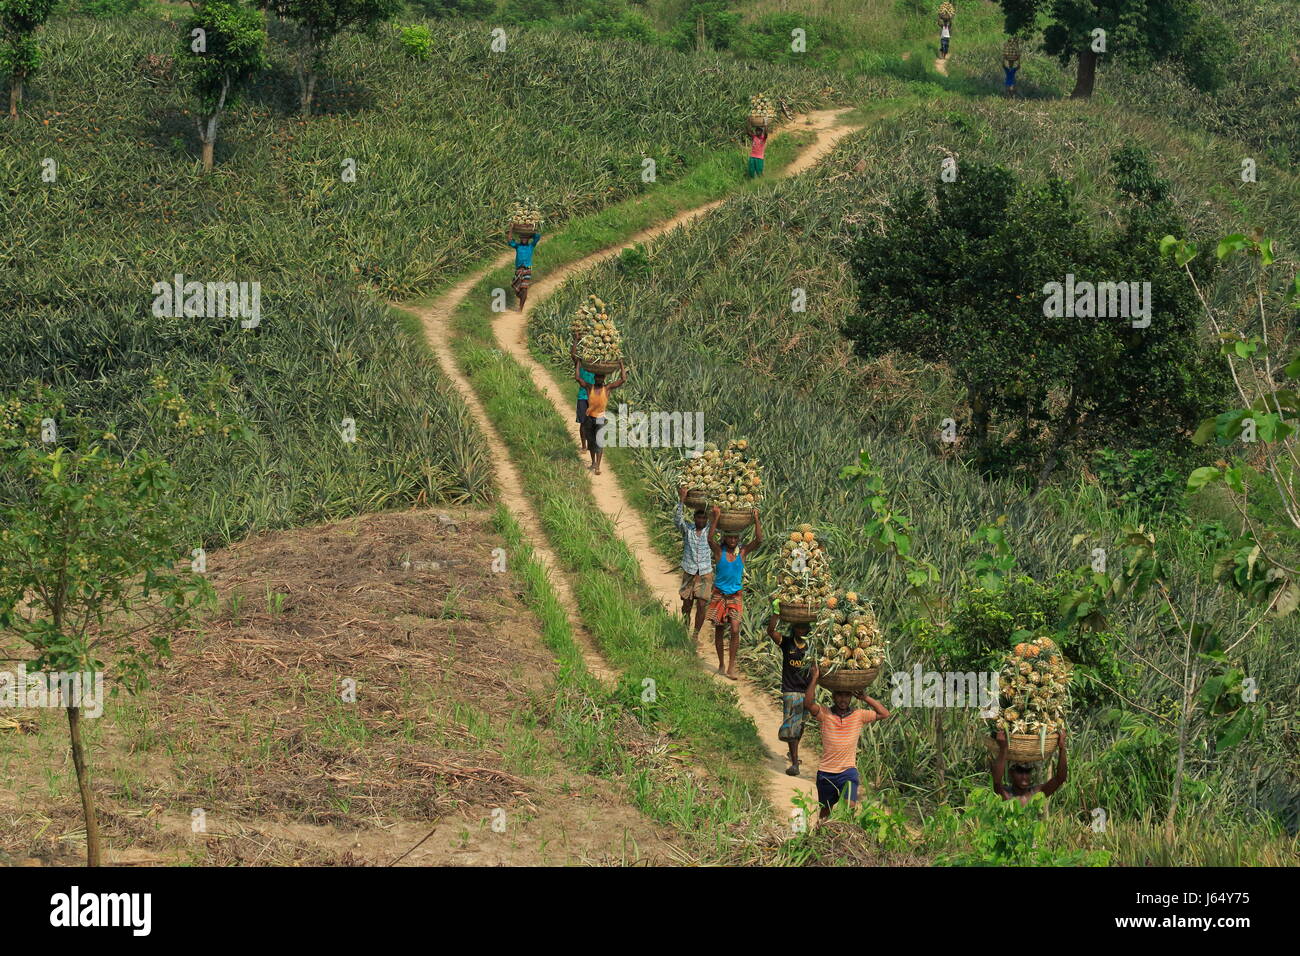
[675,502,713,575]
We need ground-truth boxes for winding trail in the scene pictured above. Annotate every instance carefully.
[407,109,860,816]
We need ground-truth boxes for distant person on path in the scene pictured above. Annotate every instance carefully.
[675,487,714,642]
[939,21,951,59]
[575,359,624,474]
[706,504,763,680]
[1003,52,1020,96]
[767,613,813,776]
[508,226,541,310]
[803,664,891,819]
[575,364,596,452]
[992,729,1068,806]
[747,124,768,178]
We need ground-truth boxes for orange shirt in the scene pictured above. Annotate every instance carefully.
[587,385,610,417]
[815,707,872,773]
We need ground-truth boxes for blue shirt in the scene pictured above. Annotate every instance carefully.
[577,368,596,401]
[715,548,744,595]
[509,232,540,268]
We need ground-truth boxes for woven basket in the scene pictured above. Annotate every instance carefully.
[984,733,1059,765]
[683,489,709,511]
[511,220,537,234]
[818,666,880,693]
[716,509,755,533]
[748,113,771,129]
[579,358,620,376]
[777,602,818,624]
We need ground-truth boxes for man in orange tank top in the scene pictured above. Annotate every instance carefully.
[803,663,891,819]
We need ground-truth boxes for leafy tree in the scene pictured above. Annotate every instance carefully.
[996,0,1229,99]
[180,0,268,172]
[844,158,1228,486]
[406,0,492,17]
[263,0,400,116]
[0,0,57,119]
[0,391,214,865]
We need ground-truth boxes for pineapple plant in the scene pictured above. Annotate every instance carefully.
[813,590,886,674]
[770,524,831,614]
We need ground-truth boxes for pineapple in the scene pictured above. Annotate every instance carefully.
[507,196,543,230]
[811,590,886,674]
[938,1,955,23]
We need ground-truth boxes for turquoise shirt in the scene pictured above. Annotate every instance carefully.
[509,231,540,268]
[577,367,596,401]
[715,548,744,595]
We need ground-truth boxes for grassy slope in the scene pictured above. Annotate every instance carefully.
[0,15,849,545]
[526,94,1300,857]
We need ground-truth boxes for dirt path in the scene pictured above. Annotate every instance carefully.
[935,57,948,75]
[485,110,861,816]
[406,269,617,686]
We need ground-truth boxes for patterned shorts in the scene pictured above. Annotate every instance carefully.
[708,589,743,626]
[779,693,806,741]
[680,571,714,602]
[512,267,532,293]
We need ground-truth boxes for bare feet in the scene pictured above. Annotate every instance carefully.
[786,762,800,776]
[724,669,738,681]
[594,465,602,475]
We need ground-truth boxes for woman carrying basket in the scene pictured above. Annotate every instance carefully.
[508,226,542,310]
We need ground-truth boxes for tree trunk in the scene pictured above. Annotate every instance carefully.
[67,706,103,866]
[1071,49,1098,99]
[202,139,214,172]
[933,708,947,802]
[695,11,706,53]
[8,76,21,120]
[299,69,316,117]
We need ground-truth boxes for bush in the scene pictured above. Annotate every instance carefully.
[1093,447,1185,520]
[398,23,434,58]
[844,158,1230,485]
[934,788,1110,866]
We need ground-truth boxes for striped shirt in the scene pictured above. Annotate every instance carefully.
[674,502,713,575]
[816,707,873,773]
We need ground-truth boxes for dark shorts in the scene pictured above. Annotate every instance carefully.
[816,768,860,810]
[581,415,606,448]
[940,37,949,53]
[576,397,589,423]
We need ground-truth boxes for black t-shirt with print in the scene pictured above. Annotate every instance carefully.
[780,630,812,693]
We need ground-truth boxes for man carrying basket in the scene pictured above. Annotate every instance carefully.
[767,613,813,776]
[803,663,891,819]
[992,728,1068,805]
[508,225,542,310]
[707,504,763,680]
[575,359,624,475]
[676,487,714,642]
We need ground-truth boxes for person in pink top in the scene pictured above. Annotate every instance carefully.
[747,123,768,178]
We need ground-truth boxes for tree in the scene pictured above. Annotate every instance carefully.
[843,157,1228,486]
[263,0,400,116]
[0,0,57,119]
[180,0,267,172]
[0,391,214,865]
[996,0,1229,99]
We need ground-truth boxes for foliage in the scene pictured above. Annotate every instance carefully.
[179,0,268,146]
[0,0,59,114]
[397,22,433,58]
[1093,448,1185,521]
[935,788,1110,865]
[844,159,1229,485]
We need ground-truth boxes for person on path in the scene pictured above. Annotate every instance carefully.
[706,504,763,680]
[1003,51,1020,96]
[508,226,541,310]
[992,729,1067,805]
[747,124,768,178]
[575,359,624,474]
[676,487,714,642]
[803,663,891,819]
[767,613,812,776]
[939,20,951,59]
[575,363,596,452]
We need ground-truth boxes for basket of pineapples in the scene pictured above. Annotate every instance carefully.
[508,197,543,237]
[571,294,609,356]
[748,93,776,129]
[1003,36,1021,63]
[577,315,624,376]
[938,2,955,25]
[712,439,764,531]
[814,590,886,691]
[984,634,1071,764]
[770,525,831,622]
[679,444,720,511]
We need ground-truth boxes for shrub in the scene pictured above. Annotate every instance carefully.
[1093,447,1185,520]
[935,788,1110,866]
[398,23,433,58]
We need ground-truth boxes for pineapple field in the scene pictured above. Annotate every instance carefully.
[1,0,1298,894]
